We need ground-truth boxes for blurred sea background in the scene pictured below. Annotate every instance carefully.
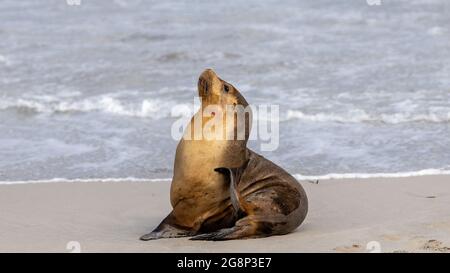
[1,0,449,183]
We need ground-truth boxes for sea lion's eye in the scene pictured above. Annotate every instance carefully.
[224,85,230,93]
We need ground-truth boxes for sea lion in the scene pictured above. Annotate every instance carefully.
[140,69,308,241]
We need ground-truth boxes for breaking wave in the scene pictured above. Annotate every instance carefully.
[0,95,194,119]
[286,109,450,124]
[2,94,450,124]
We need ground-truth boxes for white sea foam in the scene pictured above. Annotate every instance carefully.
[0,54,12,66]
[1,169,449,185]
[427,26,445,36]
[0,177,171,185]
[3,95,450,124]
[0,95,193,119]
[293,168,450,181]
[285,110,450,124]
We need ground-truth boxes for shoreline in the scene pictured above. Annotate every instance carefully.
[2,167,450,185]
[0,175,449,252]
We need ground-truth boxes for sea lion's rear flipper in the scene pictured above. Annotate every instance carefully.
[214,166,247,218]
[140,212,195,241]
[190,217,252,241]
[190,216,283,241]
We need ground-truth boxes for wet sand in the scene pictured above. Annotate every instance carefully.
[0,175,449,253]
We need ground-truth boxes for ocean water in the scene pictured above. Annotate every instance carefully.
[1,0,450,183]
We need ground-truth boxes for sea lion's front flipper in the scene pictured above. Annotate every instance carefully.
[140,212,195,241]
[214,165,248,218]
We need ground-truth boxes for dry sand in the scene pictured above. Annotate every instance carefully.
[1,176,449,253]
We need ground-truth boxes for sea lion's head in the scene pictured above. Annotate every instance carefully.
[198,69,248,108]
[197,69,251,142]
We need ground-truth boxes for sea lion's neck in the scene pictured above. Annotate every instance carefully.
[184,109,249,141]
[179,110,249,167]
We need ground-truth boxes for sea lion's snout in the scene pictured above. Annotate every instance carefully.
[200,68,217,80]
[198,77,209,96]
[198,69,219,97]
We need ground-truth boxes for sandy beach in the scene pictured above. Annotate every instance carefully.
[1,176,449,253]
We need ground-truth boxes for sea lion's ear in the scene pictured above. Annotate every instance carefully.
[214,167,229,175]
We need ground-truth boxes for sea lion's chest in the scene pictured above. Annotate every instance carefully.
[170,139,229,206]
